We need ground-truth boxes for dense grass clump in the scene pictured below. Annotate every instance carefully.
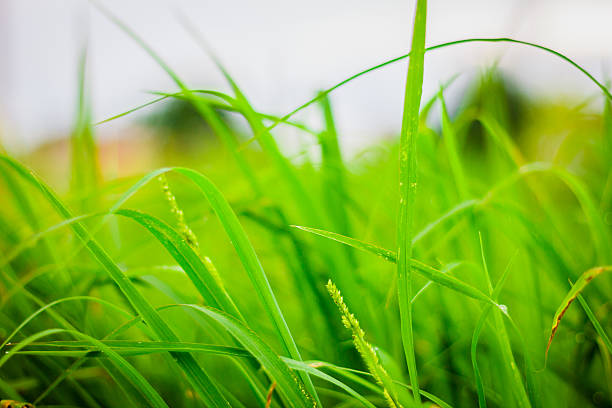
[1,2,612,407]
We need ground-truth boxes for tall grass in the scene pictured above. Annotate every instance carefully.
[1,1,611,407]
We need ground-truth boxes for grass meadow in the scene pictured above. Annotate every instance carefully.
[1,1,612,407]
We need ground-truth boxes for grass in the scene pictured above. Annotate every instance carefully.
[1,1,612,407]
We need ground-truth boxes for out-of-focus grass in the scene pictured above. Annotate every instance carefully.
[1,2,612,407]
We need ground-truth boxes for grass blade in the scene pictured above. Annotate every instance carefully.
[106,166,315,399]
[576,294,612,354]
[242,37,611,147]
[115,208,242,319]
[397,0,427,402]
[547,266,612,356]
[0,156,230,407]
[293,225,494,304]
[3,329,169,408]
[179,304,314,408]
[13,340,252,359]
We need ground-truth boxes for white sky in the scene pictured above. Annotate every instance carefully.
[1,0,612,153]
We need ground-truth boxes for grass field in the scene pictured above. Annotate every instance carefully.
[1,1,612,407]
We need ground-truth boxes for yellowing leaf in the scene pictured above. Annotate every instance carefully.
[547,266,612,356]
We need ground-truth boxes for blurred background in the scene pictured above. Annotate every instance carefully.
[1,0,612,156]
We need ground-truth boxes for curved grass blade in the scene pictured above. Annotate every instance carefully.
[293,225,396,263]
[0,156,230,407]
[240,37,611,148]
[306,361,453,408]
[23,341,380,408]
[0,296,132,352]
[151,91,320,137]
[89,0,263,197]
[179,304,314,408]
[184,17,363,361]
[2,329,170,408]
[105,166,314,398]
[293,225,494,304]
[115,208,242,319]
[171,168,311,374]
[413,199,479,245]
[283,359,376,408]
[547,266,612,356]
[13,340,252,359]
[411,261,473,304]
[89,12,327,388]
[94,89,231,125]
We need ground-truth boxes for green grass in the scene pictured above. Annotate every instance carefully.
[1,1,612,407]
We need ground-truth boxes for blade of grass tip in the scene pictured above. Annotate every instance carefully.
[292,225,396,263]
[318,93,353,238]
[71,44,100,211]
[314,92,369,322]
[439,87,469,200]
[546,266,612,358]
[419,74,460,126]
[412,199,479,245]
[479,237,531,408]
[471,251,517,408]
[410,261,472,304]
[90,0,263,197]
[95,89,232,125]
[98,89,320,138]
[292,225,494,304]
[240,37,611,148]
[0,156,230,407]
[397,0,427,403]
[94,94,169,125]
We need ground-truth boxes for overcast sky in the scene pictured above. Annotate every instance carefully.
[1,0,612,153]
